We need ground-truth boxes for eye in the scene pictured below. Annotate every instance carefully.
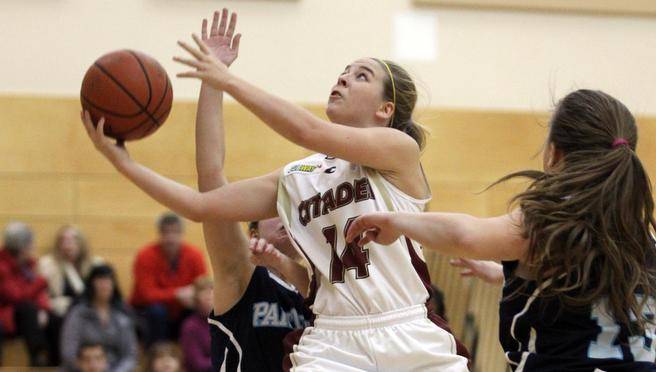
[356,73,368,81]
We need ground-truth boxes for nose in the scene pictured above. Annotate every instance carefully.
[337,75,348,87]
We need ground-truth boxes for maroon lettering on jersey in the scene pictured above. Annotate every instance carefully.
[335,182,354,208]
[297,178,376,226]
[308,193,321,218]
[354,177,374,202]
[321,189,337,216]
[298,201,310,226]
[324,217,370,284]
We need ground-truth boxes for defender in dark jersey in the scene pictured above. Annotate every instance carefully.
[190,10,310,372]
[209,220,311,371]
[347,90,656,371]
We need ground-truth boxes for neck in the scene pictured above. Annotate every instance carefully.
[93,299,110,310]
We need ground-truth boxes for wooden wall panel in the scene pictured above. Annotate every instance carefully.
[2,95,655,371]
[415,0,656,16]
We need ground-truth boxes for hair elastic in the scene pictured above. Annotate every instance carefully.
[376,59,396,126]
[612,138,629,148]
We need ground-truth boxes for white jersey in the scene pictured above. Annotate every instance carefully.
[277,153,433,317]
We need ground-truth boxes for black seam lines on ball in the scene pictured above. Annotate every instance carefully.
[93,61,159,126]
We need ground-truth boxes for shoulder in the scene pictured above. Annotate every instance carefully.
[113,309,134,328]
[37,254,59,272]
[135,244,159,260]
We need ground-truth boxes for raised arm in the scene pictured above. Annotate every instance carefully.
[81,111,279,223]
[194,9,255,314]
[173,36,420,174]
[345,210,527,261]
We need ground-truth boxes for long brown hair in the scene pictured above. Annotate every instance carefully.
[498,89,656,330]
[375,59,428,150]
[53,225,90,267]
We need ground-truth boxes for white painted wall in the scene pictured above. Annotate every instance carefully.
[1,0,655,114]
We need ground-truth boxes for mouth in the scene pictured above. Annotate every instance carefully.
[329,90,343,100]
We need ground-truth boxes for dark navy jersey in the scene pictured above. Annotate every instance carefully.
[499,260,656,372]
[208,266,311,372]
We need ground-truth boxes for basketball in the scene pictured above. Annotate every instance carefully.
[80,50,173,141]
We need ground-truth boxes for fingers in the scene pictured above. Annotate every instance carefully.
[176,71,205,79]
[192,33,210,54]
[358,230,377,247]
[231,33,242,53]
[177,40,206,60]
[173,56,203,69]
[202,18,208,40]
[210,10,220,36]
[218,8,228,35]
[226,12,237,39]
[459,269,474,277]
[449,258,465,268]
[81,110,94,135]
[346,217,365,242]
[96,116,106,136]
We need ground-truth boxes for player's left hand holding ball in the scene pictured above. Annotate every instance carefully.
[174,33,233,90]
[346,212,402,247]
[81,110,131,167]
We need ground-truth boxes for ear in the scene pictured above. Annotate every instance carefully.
[544,142,564,170]
[374,102,395,125]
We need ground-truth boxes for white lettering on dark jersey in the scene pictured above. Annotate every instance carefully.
[252,302,309,329]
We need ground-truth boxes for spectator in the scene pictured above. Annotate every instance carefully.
[38,225,102,365]
[76,342,109,372]
[0,222,56,366]
[144,342,183,372]
[179,276,213,372]
[39,225,103,317]
[130,212,207,346]
[60,264,137,372]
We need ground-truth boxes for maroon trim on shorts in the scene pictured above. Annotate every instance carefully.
[404,237,472,362]
[282,236,318,371]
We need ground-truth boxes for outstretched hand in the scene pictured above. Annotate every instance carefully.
[249,238,284,269]
[449,258,504,285]
[202,8,241,67]
[345,212,401,246]
[174,34,232,91]
[80,111,130,166]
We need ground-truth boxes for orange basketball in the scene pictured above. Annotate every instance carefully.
[80,50,173,141]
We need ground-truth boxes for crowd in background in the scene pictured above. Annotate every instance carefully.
[0,212,451,372]
[0,212,212,372]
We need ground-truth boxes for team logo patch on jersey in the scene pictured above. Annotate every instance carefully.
[285,161,323,175]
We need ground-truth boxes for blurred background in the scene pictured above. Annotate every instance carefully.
[1,0,656,370]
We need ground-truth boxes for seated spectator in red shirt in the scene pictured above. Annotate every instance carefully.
[180,276,213,372]
[130,212,207,346]
[0,222,58,366]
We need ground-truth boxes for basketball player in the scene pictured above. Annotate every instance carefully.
[184,9,310,371]
[82,13,470,370]
[345,90,656,371]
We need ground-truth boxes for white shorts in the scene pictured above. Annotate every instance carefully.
[286,305,470,371]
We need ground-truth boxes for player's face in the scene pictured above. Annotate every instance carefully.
[258,217,299,260]
[77,346,108,372]
[326,58,389,127]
